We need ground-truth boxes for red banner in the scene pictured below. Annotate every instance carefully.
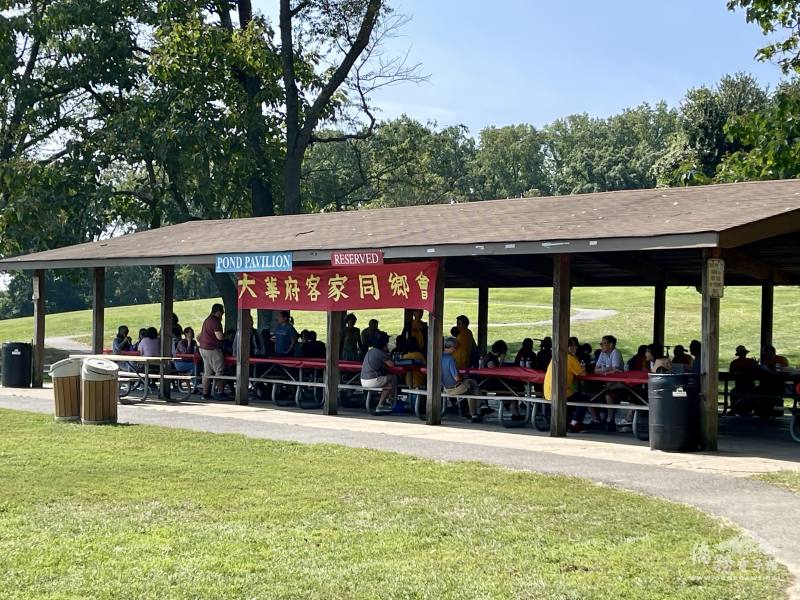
[237,261,439,312]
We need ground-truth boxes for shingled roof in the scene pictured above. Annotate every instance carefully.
[2,179,800,270]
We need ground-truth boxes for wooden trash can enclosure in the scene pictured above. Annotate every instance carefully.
[50,358,82,422]
[80,358,119,425]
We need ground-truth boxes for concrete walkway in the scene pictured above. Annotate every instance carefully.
[2,386,798,597]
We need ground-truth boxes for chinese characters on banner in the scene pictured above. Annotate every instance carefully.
[237,261,440,312]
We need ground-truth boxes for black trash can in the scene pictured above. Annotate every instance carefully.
[648,372,701,452]
[2,342,32,388]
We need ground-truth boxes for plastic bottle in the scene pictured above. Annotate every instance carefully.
[478,357,485,369]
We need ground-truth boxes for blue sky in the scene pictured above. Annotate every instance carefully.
[259,0,783,133]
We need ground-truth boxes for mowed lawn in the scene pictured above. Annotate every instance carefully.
[1,285,799,367]
[0,410,787,599]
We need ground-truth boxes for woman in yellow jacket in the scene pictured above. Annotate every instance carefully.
[452,315,476,370]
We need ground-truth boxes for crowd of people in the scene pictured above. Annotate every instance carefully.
[112,302,795,427]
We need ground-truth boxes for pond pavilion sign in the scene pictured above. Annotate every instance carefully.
[215,252,293,273]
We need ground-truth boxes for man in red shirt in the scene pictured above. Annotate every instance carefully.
[199,303,227,400]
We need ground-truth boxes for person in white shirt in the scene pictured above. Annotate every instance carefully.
[595,335,624,374]
[593,335,627,432]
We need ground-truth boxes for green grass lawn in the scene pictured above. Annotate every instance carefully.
[754,470,800,495]
[1,286,799,368]
[0,409,788,599]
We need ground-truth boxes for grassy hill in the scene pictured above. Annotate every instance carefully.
[0,286,798,367]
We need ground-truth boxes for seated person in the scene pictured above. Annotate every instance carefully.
[137,327,160,357]
[671,344,692,374]
[260,328,274,357]
[233,313,264,358]
[360,332,395,412]
[535,336,553,370]
[173,327,197,374]
[301,331,326,358]
[543,336,587,433]
[592,335,625,431]
[361,319,381,356]
[760,345,789,372]
[514,338,536,367]
[485,340,523,421]
[756,345,788,416]
[646,343,672,373]
[112,326,132,353]
[729,345,761,416]
[689,340,702,374]
[398,337,426,390]
[137,326,161,378]
[578,343,595,372]
[131,328,147,351]
[442,337,482,423]
[626,345,648,372]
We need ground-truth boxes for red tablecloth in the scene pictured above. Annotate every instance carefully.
[465,366,545,384]
[578,370,649,385]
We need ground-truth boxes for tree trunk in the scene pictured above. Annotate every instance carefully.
[207,269,239,332]
[282,152,303,215]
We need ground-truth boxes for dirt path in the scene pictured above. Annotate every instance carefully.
[44,336,91,353]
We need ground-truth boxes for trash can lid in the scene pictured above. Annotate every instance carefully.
[49,358,82,378]
[81,358,119,381]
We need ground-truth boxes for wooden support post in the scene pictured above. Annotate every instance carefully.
[235,307,251,405]
[700,249,720,451]
[477,285,489,356]
[426,261,446,425]
[31,269,45,388]
[92,267,105,355]
[324,311,344,415]
[159,265,174,401]
[760,272,774,352]
[550,254,571,437]
[653,282,666,347]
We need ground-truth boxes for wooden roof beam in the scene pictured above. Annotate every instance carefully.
[581,253,689,286]
[721,248,799,285]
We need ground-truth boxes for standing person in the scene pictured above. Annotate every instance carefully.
[273,311,298,357]
[452,315,476,370]
[340,313,362,361]
[360,319,381,355]
[401,310,428,356]
[199,303,227,400]
[360,332,395,412]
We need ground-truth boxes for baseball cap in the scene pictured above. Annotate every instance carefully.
[735,345,749,356]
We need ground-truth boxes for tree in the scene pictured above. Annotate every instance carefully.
[544,103,677,195]
[279,0,423,215]
[717,80,800,181]
[473,124,549,199]
[654,73,767,186]
[729,0,800,73]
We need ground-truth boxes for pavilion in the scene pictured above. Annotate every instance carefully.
[3,178,800,450]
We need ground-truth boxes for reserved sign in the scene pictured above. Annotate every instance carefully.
[216,252,293,273]
[331,250,384,266]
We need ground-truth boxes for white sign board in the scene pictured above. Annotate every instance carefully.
[707,258,725,298]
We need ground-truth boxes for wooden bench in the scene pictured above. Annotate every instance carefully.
[400,388,536,427]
